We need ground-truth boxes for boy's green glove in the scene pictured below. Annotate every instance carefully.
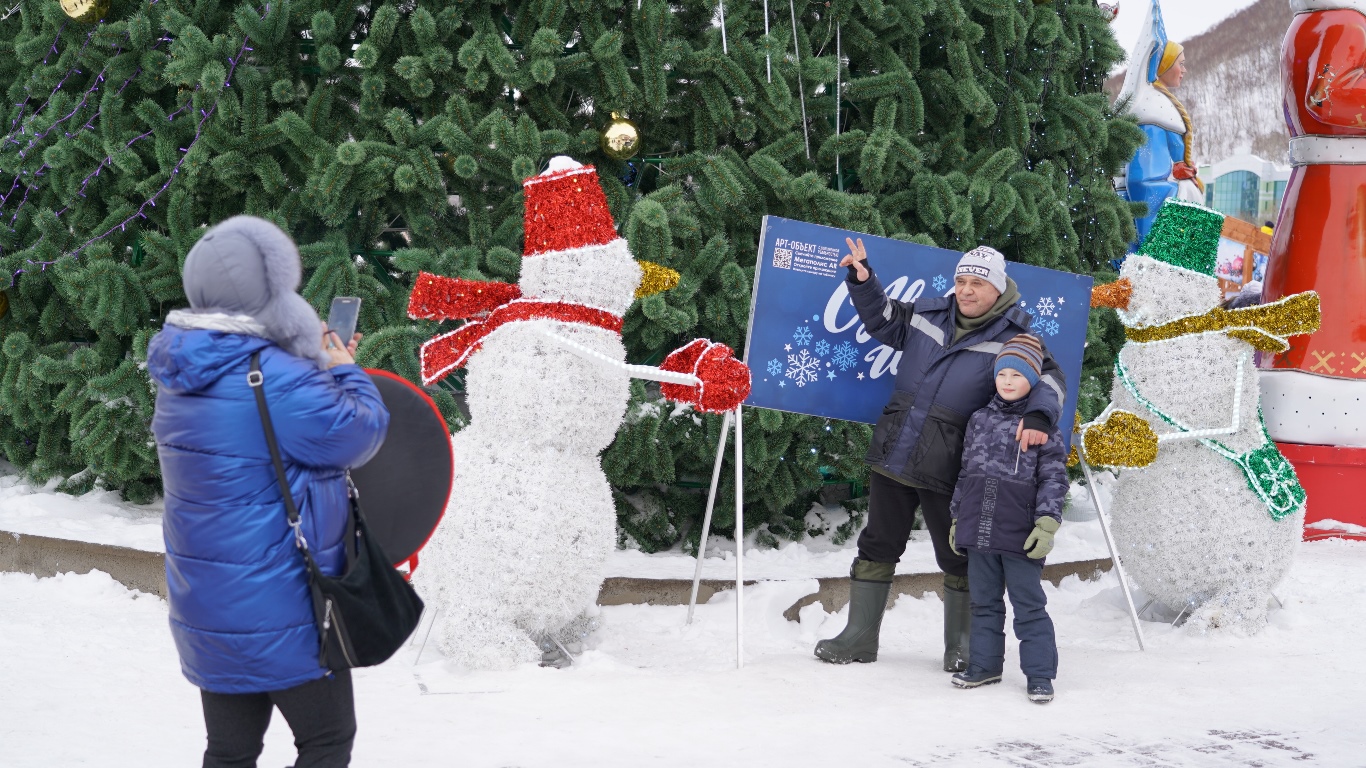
[1024,517,1060,559]
[949,520,962,557]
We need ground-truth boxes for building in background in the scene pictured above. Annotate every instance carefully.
[1199,154,1291,225]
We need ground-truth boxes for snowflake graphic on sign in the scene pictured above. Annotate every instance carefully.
[932,274,948,292]
[831,341,860,371]
[767,359,783,377]
[793,325,813,346]
[1035,297,1056,317]
[814,339,830,358]
[786,350,820,387]
[1025,310,1060,337]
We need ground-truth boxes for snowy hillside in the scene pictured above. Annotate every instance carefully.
[1109,0,1290,163]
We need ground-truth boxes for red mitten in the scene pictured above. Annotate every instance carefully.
[660,338,710,405]
[692,343,752,413]
[660,339,752,414]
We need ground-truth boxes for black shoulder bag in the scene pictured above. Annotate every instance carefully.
[248,352,424,670]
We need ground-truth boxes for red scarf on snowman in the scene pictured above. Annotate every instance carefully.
[406,161,750,414]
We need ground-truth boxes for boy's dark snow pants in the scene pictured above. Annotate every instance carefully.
[967,551,1058,679]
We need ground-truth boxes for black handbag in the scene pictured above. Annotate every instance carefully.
[248,352,424,670]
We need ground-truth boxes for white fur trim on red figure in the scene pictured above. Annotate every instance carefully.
[1292,0,1366,14]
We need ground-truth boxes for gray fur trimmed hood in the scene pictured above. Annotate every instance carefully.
[178,216,326,366]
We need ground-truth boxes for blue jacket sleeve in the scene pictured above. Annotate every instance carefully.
[1032,430,1069,523]
[847,266,916,351]
[274,363,390,470]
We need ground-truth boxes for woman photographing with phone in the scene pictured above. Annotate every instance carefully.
[146,216,389,768]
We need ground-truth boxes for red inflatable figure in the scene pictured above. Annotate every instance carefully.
[1262,0,1366,538]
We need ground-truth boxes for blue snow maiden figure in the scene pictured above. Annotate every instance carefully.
[1116,0,1205,255]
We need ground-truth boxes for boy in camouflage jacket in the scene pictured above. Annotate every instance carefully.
[948,334,1068,703]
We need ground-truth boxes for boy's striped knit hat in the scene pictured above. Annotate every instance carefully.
[995,334,1044,386]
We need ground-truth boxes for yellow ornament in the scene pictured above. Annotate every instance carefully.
[59,0,109,23]
[634,261,680,299]
[1081,410,1160,469]
[599,112,640,161]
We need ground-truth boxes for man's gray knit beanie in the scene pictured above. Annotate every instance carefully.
[181,216,326,365]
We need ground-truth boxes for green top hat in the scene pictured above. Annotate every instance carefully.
[1138,199,1224,277]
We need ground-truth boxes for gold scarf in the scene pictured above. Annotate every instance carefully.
[1124,292,1321,353]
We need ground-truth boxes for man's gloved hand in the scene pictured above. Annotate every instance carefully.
[949,520,962,557]
[1024,517,1060,560]
[839,237,870,283]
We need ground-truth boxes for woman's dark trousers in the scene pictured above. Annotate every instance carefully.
[200,669,355,768]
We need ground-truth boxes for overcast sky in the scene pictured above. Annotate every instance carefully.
[1109,0,1265,66]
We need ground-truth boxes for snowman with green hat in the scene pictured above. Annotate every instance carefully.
[1084,199,1319,633]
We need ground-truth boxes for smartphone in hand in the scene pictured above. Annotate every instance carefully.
[327,297,362,346]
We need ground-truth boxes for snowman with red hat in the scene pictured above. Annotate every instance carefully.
[407,156,750,669]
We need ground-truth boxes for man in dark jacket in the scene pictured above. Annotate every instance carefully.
[814,239,1066,671]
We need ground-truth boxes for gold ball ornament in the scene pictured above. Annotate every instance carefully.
[59,0,110,23]
[599,112,641,161]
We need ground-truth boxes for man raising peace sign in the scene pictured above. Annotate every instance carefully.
[814,239,1066,671]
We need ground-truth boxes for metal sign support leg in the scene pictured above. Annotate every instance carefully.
[734,405,744,669]
[687,410,733,625]
[1078,456,1146,651]
[685,407,746,669]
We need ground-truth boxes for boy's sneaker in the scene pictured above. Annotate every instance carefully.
[951,667,1002,688]
[1026,677,1054,703]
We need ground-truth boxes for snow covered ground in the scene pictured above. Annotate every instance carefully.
[2,539,1363,767]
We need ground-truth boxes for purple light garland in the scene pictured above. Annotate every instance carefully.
[1,35,173,220]
[7,6,268,285]
[5,23,87,138]
[4,0,171,143]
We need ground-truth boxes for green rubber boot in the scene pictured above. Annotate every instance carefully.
[942,574,971,673]
[814,559,894,664]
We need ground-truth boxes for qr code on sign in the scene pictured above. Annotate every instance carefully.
[772,247,793,269]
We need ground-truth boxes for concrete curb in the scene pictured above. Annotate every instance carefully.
[1,529,1113,619]
[0,531,167,597]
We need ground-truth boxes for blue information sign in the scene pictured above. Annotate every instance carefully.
[742,217,1093,448]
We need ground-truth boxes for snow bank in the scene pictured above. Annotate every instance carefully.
[0,473,164,552]
[0,468,1114,579]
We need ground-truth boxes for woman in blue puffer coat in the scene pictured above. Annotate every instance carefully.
[146,216,389,768]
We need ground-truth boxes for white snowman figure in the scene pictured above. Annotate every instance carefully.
[406,156,750,668]
[1084,200,1319,633]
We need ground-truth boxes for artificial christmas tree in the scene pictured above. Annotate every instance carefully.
[0,0,1139,545]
